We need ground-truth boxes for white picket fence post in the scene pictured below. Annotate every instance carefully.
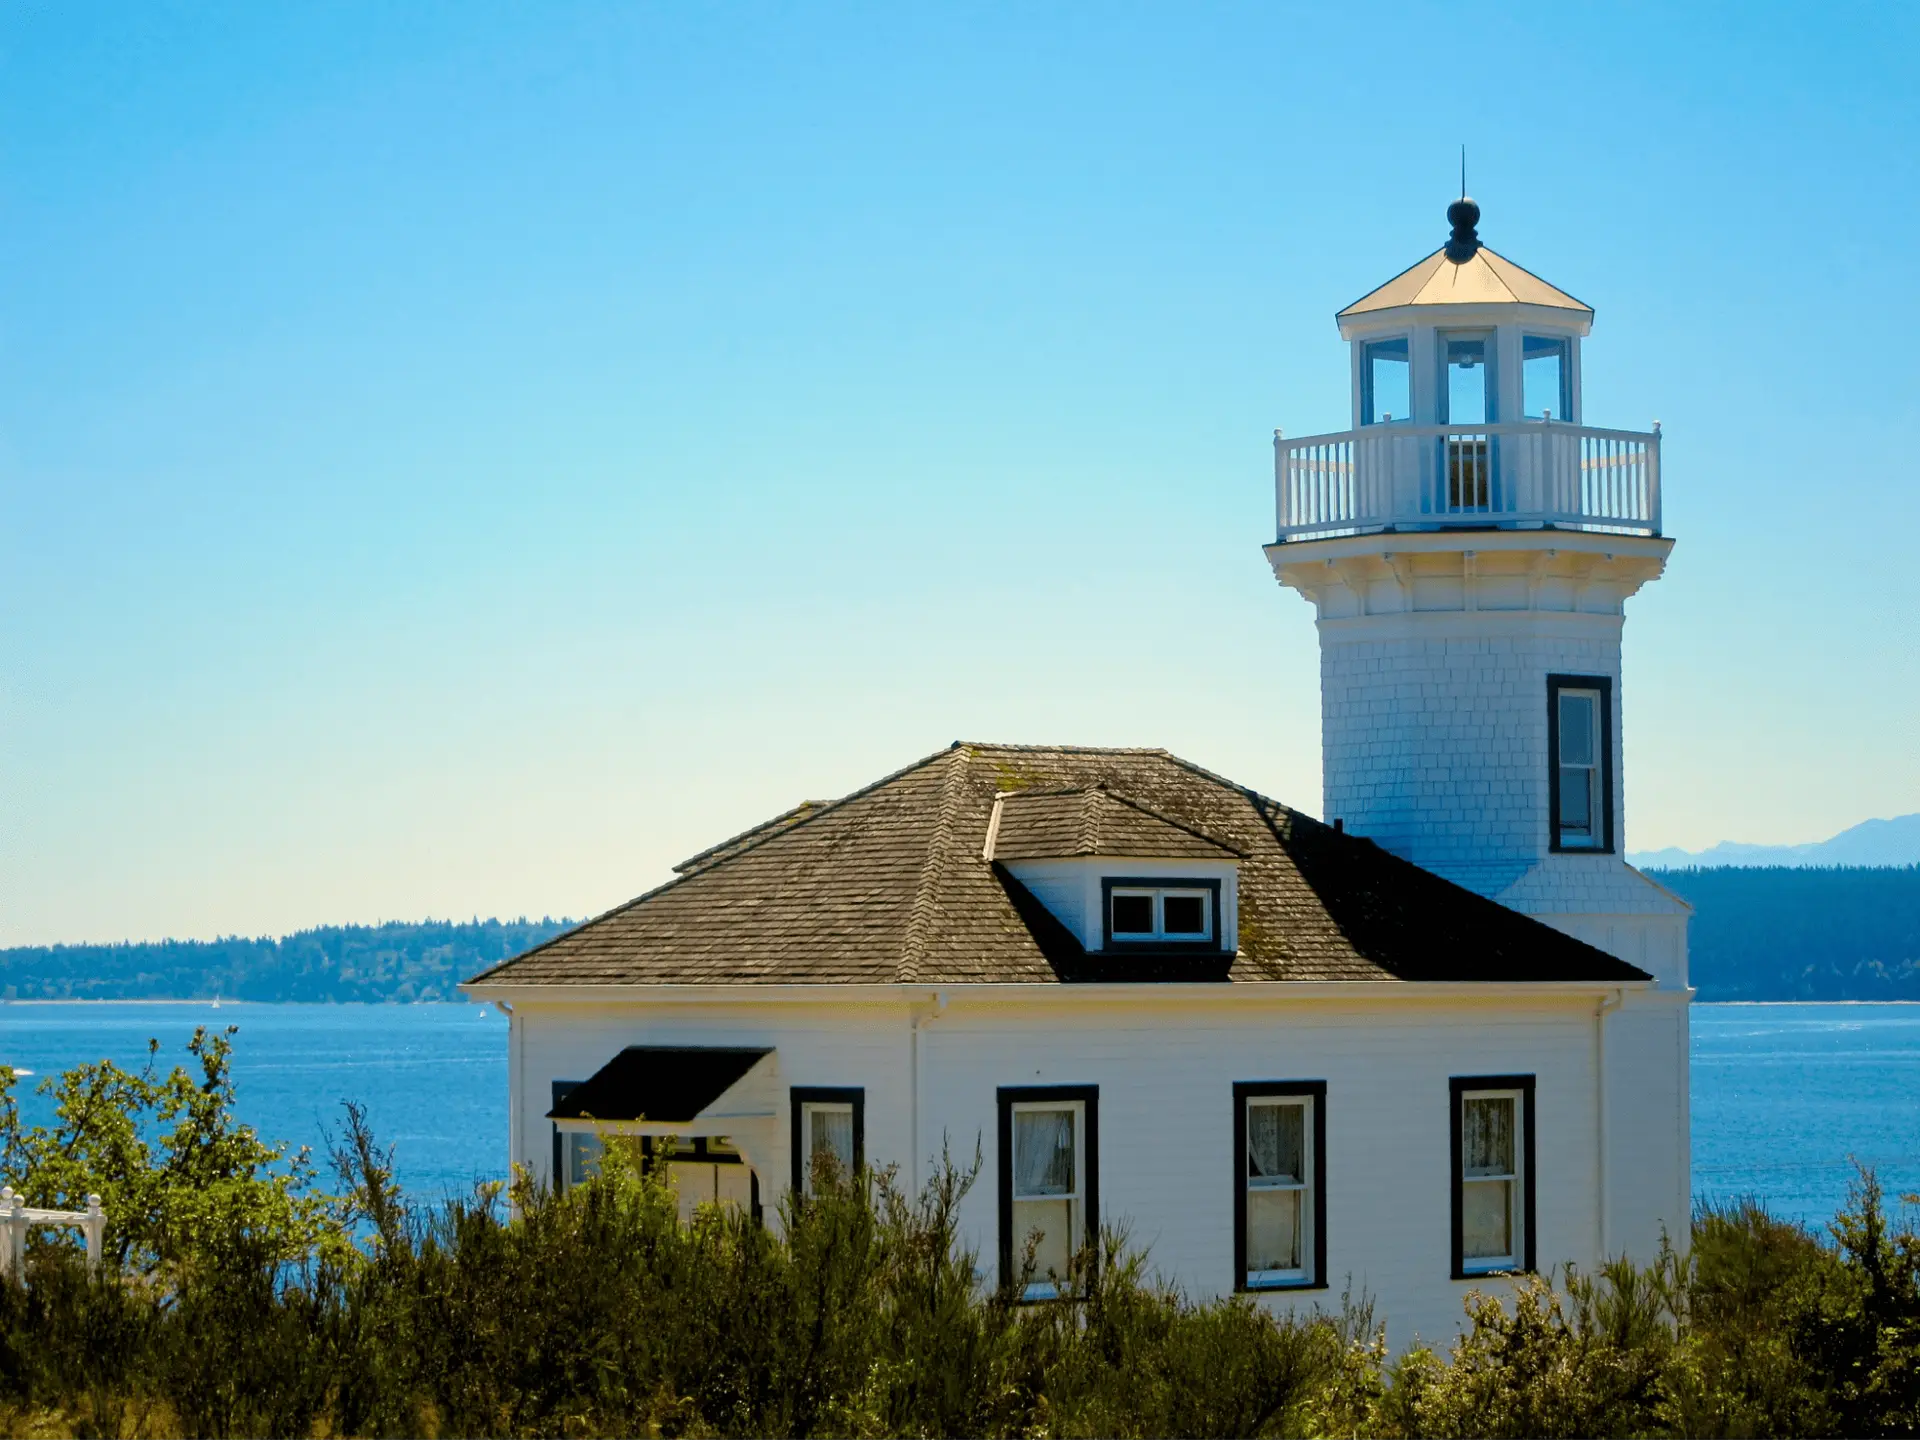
[0,1186,106,1281]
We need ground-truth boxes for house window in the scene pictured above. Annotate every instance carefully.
[1233,1081,1327,1291]
[1548,675,1614,852]
[550,1080,604,1191]
[1361,337,1410,424]
[1450,1075,1536,1277]
[789,1086,865,1195]
[1523,335,1572,420]
[643,1135,761,1224]
[998,1085,1099,1300]
[1102,878,1221,948]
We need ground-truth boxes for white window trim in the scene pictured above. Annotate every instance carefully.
[1459,1087,1525,1274]
[1556,687,1604,849]
[1244,1096,1314,1288]
[799,1100,856,1197]
[1109,886,1214,943]
[1011,1099,1085,1301]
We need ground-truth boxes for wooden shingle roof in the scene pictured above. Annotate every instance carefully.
[468,743,1648,988]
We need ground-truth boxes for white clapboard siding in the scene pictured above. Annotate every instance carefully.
[505,984,1688,1351]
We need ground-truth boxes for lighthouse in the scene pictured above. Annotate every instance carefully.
[1266,198,1689,989]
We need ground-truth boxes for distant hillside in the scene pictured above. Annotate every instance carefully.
[4,871,1918,1003]
[0,919,574,1003]
[1647,866,1920,1002]
[1631,813,1920,870]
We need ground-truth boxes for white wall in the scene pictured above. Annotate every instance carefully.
[1317,610,1626,895]
[504,984,1690,1352]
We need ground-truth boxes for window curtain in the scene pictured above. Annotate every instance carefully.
[1014,1110,1075,1195]
[809,1107,855,1174]
[1463,1097,1515,1176]
[1247,1103,1305,1184]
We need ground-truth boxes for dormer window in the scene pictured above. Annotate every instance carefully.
[1103,879,1219,948]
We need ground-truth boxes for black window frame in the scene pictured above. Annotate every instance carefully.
[997,1084,1100,1299]
[1099,876,1224,953]
[1449,1073,1537,1279]
[1547,674,1615,854]
[1232,1080,1329,1293]
[789,1085,866,1195]
[551,1079,586,1190]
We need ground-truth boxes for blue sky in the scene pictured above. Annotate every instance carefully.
[4,2,1917,945]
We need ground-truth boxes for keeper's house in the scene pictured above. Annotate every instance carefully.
[463,198,1690,1347]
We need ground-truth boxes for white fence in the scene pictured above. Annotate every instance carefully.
[0,1187,105,1279]
[1274,421,1661,541]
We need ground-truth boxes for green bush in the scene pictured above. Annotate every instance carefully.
[2,1035,1918,1437]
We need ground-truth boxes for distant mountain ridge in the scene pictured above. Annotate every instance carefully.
[1630,813,1920,870]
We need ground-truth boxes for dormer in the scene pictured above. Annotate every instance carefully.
[982,786,1241,955]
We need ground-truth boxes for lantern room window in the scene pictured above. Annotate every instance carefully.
[1440,332,1492,424]
[1523,335,1572,420]
[1361,337,1410,424]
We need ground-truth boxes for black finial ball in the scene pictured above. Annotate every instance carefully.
[1445,196,1481,262]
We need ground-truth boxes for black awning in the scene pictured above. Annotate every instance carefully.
[546,1046,773,1125]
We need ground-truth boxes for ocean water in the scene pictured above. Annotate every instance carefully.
[0,1002,508,1200]
[3,1001,1917,1225]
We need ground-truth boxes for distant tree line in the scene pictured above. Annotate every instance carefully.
[0,919,573,1003]
[1648,865,1920,1002]
[4,866,1919,1004]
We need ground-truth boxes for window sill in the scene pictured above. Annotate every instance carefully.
[1239,1277,1327,1293]
[1453,1264,1530,1281]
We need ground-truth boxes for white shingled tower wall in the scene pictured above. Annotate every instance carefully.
[1264,198,1691,989]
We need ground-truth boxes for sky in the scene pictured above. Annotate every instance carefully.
[4,2,1917,947]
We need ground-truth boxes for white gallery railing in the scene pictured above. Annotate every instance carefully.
[0,1187,105,1280]
[1273,421,1661,541]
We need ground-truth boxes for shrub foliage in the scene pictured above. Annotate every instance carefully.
[2,1034,1918,1437]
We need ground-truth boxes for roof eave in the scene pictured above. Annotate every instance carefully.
[462,977,1661,1006]
[1336,297,1594,340]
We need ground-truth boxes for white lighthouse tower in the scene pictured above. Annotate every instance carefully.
[1266,198,1689,989]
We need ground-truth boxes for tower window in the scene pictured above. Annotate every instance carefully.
[1547,675,1614,853]
[1523,335,1572,420]
[1361,337,1410,424]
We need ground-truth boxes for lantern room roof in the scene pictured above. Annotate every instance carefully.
[1338,244,1592,319]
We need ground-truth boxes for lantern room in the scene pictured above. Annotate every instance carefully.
[1272,199,1660,542]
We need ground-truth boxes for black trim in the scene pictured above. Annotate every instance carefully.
[1232,1081,1328,1293]
[1099,876,1224,953]
[789,1086,866,1194]
[551,1079,581,1189]
[1546,674,1615,854]
[1449,1074,1537,1279]
[997,1084,1100,1298]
